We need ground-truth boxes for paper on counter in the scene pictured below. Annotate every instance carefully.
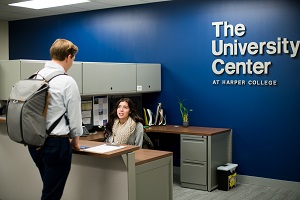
[82,144,125,153]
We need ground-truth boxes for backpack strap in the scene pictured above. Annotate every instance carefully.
[44,71,67,82]
[46,113,66,135]
[28,71,40,79]
[29,70,67,81]
[43,71,68,135]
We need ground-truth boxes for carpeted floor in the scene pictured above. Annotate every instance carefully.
[173,174,300,200]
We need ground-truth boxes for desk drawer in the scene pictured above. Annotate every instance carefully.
[181,135,207,162]
[181,161,207,186]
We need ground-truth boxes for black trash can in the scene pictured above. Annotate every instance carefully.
[217,163,238,191]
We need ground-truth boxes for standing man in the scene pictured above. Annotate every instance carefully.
[28,39,83,200]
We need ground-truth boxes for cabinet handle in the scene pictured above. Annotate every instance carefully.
[182,138,205,143]
[182,160,205,167]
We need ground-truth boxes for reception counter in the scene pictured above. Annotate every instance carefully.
[0,120,173,200]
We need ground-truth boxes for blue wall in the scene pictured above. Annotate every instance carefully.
[9,0,300,182]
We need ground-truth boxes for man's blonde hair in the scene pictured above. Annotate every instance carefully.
[50,39,78,61]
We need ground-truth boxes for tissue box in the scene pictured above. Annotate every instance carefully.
[217,163,238,191]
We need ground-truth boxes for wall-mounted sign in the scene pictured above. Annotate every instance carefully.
[211,21,300,86]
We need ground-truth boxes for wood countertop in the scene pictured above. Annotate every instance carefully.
[146,125,231,136]
[135,149,173,166]
[75,140,173,165]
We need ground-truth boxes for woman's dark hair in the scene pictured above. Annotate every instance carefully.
[105,98,143,134]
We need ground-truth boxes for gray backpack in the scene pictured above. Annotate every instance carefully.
[6,71,66,147]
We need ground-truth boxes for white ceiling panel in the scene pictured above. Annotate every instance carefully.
[0,0,171,21]
[64,2,115,11]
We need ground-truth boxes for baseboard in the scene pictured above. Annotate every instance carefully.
[237,174,300,191]
[173,166,300,191]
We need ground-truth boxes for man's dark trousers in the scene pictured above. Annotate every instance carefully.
[29,137,72,200]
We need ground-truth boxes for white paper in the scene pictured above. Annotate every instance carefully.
[82,117,91,124]
[83,144,125,153]
[82,110,92,118]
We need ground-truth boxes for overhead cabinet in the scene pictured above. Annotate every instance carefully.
[82,62,161,95]
[0,60,82,100]
[137,63,161,93]
[0,60,20,100]
[20,60,82,94]
[68,62,82,94]
[0,60,46,100]
[0,60,161,99]
[82,62,137,95]
[20,60,48,79]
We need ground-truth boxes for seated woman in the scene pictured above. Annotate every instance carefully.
[105,98,144,147]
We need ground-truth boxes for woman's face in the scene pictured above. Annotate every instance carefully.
[117,101,130,123]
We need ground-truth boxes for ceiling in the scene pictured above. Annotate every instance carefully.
[0,0,171,21]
